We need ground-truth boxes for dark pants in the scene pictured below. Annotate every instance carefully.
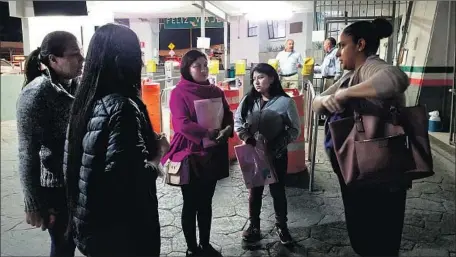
[42,187,76,257]
[249,153,288,227]
[326,149,407,257]
[181,178,217,250]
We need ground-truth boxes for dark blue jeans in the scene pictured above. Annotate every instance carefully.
[43,187,76,257]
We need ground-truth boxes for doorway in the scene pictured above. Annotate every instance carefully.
[324,16,394,63]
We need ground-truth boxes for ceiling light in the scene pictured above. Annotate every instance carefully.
[243,1,293,21]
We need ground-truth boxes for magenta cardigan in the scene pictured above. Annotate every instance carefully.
[161,77,233,165]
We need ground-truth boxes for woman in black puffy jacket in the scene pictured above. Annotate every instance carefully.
[64,23,161,256]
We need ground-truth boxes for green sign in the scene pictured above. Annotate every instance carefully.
[163,17,224,29]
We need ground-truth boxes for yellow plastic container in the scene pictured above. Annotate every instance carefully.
[235,60,246,76]
[146,60,157,73]
[209,59,220,75]
[302,57,315,76]
[268,59,279,70]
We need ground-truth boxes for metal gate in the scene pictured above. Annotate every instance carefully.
[314,1,410,64]
[450,47,456,146]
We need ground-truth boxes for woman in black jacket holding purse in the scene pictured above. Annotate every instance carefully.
[64,23,161,256]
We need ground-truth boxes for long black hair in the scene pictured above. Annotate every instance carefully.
[65,23,147,234]
[180,49,207,83]
[23,31,77,88]
[240,63,289,120]
[342,18,393,56]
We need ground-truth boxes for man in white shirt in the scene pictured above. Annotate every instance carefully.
[320,37,341,91]
[275,39,304,89]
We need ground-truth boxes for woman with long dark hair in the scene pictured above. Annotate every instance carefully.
[312,18,410,256]
[161,49,233,257]
[234,63,301,245]
[16,30,83,257]
[64,23,161,256]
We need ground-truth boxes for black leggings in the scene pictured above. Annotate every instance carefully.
[327,148,407,257]
[181,179,217,250]
[249,153,288,227]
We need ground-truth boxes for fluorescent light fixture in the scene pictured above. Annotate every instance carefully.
[192,1,227,21]
[97,1,184,13]
[243,2,293,21]
[205,1,227,21]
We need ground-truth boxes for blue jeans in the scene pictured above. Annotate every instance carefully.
[43,187,76,257]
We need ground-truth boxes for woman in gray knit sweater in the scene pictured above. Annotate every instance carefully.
[16,31,84,256]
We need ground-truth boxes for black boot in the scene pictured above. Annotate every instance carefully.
[186,246,203,257]
[276,223,293,245]
[200,243,222,257]
[242,220,261,242]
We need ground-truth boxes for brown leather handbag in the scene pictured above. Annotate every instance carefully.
[328,104,434,186]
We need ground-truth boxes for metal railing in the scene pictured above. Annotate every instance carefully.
[301,79,319,192]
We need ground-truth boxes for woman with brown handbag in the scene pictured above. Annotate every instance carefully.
[161,50,233,257]
[312,18,411,257]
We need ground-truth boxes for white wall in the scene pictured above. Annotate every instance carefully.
[401,1,437,68]
[260,12,313,58]
[228,12,313,66]
[400,1,438,106]
[129,18,160,63]
[426,1,455,67]
[23,10,114,56]
[229,16,260,66]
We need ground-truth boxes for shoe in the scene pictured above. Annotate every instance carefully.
[200,244,222,257]
[186,246,203,257]
[276,225,293,245]
[242,222,261,242]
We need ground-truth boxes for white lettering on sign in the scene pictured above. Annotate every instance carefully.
[168,17,190,24]
[166,17,222,25]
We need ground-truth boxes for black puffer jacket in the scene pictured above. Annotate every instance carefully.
[64,93,160,256]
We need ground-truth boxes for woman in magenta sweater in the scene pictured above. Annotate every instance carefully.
[161,50,233,257]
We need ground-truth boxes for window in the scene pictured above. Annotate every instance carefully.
[247,21,258,37]
[267,20,286,39]
[289,22,303,34]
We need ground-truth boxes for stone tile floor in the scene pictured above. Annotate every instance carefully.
[1,120,455,256]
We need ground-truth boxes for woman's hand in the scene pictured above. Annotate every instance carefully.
[245,137,256,147]
[215,125,232,143]
[25,211,43,228]
[334,88,350,103]
[156,133,170,155]
[206,129,220,141]
[321,95,344,113]
[25,209,56,231]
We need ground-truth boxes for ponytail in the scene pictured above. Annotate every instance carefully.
[23,47,43,88]
[22,31,79,89]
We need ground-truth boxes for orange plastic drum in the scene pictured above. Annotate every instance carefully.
[223,89,242,161]
[141,78,161,133]
[284,89,307,174]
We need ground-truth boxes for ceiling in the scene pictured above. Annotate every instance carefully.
[90,1,314,19]
[213,1,314,16]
